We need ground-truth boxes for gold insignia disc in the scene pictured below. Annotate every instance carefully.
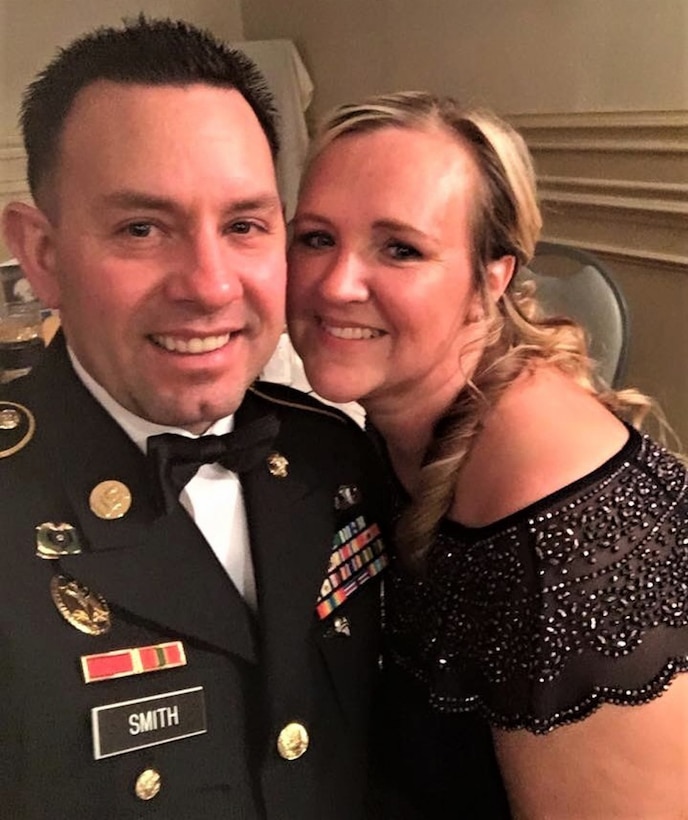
[89,480,132,520]
[50,574,111,635]
[267,452,289,478]
[36,521,82,559]
[0,401,35,458]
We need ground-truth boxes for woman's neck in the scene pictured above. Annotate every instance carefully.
[376,420,431,493]
[363,339,487,489]
[365,381,463,493]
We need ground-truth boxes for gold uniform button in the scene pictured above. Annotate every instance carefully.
[134,768,161,801]
[277,722,309,760]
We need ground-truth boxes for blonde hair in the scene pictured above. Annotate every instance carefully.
[306,91,659,565]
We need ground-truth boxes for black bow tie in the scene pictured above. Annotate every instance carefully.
[147,414,280,514]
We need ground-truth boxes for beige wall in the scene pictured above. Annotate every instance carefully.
[241,0,688,121]
[242,0,688,444]
[1,0,244,139]
[0,0,244,259]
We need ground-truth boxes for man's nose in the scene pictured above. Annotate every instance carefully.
[166,231,243,309]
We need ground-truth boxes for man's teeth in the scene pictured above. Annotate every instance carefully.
[152,333,231,353]
[324,325,382,340]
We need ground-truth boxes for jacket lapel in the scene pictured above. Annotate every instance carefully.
[25,336,257,661]
[237,392,335,714]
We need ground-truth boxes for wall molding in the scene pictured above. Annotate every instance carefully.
[509,110,688,127]
[0,136,28,200]
[508,110,688,145]
[507,111,688,273]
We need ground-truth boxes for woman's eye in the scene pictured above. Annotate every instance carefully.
[296,230,334,250]
[386,241,422,261]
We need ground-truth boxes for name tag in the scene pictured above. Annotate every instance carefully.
[91,686,206,760]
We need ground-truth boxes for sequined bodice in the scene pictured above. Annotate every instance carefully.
[386,427,688,733]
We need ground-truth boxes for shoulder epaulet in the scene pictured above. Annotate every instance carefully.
[0,400,35,458]
[249,382,358,427]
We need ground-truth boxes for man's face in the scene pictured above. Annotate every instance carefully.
[41,81,286,432]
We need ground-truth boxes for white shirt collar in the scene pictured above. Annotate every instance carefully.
[67,347,235,453]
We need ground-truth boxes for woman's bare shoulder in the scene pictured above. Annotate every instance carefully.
[451,366,629,527]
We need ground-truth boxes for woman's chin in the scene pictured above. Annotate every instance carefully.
[305,369,366,405]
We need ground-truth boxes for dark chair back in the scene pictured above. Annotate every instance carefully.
[520,241,630,388]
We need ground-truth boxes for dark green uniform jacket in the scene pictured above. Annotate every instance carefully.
[0,334,386,819]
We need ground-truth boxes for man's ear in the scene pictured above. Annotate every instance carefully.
[2,201,61,308]
[485,254,516,303]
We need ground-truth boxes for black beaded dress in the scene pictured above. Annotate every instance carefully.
[378,426,688,819]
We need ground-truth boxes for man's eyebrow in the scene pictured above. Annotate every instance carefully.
[100,191,283,214]
[224,194,283,215]
[100,191,177,211]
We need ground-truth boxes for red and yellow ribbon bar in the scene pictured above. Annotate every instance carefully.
[81,641,186,684]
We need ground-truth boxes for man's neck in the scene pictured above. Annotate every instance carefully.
[67,346,233,453]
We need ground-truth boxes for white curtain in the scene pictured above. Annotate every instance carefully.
[232,39,314,220]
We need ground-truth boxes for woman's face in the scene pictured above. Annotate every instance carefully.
[287,125,487,413]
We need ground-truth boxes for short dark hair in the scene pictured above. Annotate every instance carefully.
[21,16,280,205]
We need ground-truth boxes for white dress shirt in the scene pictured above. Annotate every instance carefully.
[69,349,256,608]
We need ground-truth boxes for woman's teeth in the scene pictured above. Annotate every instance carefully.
[324,325,383,340]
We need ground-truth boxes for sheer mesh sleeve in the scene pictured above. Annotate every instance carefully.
[386,430,688,733]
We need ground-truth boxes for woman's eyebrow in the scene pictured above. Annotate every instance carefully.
[373,218,434,243]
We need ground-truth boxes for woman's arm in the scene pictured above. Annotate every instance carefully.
[493,673,688,819]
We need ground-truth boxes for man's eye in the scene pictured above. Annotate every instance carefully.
[229,220,263,235]
[386,241,422,261]
[125,222,154,238]
[296,230,334,250]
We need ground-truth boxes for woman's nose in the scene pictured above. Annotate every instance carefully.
[318,250,369,303]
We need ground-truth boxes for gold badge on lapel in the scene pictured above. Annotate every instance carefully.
[89,480,132,520]
[36,521,82,559]
[267,452,288,478]
[50,574,111,635]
